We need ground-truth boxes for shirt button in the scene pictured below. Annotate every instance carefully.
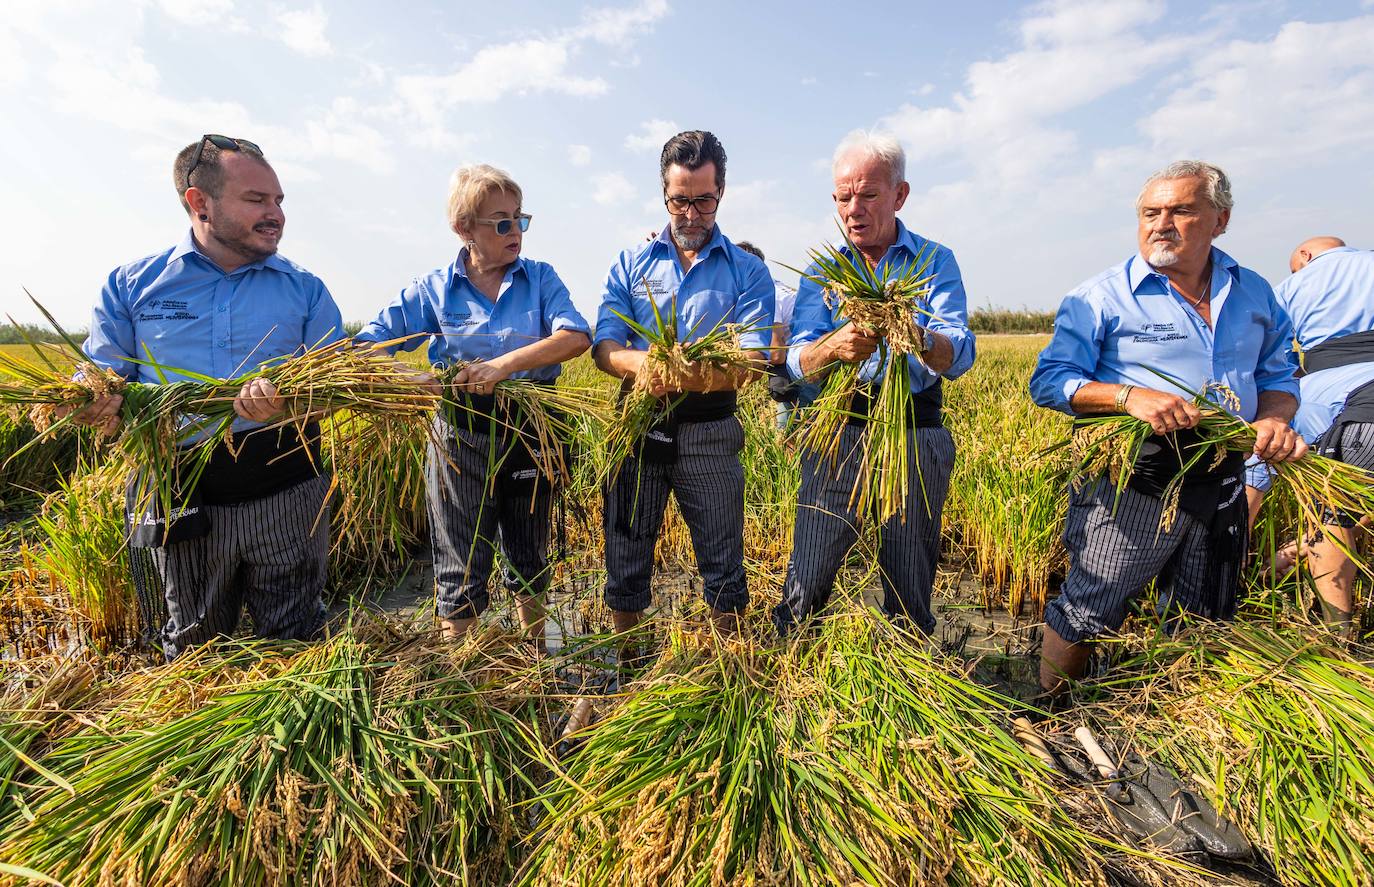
[218,305,227,313]
[218,341,227,348]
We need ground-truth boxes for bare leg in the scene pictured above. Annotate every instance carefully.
[517,593,548,655]
[440,616,477,640]
[1309,524,1357,636]
[1039,624,1094,697]
[1245,484,1265,534]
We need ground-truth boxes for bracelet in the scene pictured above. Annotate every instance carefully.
[1113,384,1134,412]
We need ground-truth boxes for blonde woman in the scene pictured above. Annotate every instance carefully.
[356,164,590,646]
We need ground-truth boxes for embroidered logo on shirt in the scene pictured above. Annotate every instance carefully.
[442,311,478,328]
[1132,322,1188,344]
[632,278,670,298]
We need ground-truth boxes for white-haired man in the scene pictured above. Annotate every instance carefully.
[774,130,975,635]
[1030,160,1306,696]
[1247,236,1374,634]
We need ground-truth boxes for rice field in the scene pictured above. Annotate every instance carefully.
[2,335,1372,885]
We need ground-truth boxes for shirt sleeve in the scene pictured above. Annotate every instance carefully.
[924,247,975,380]
[81,267,139,379]
[733,257,775,352]
[302,276,346,350]
[1244,454,1276,492]
[592,253,634,349]
[785,269,831,380]
[1254,290,1301,402]
[537,265,592,336]
[1029,289,1105,415]
[354,278,437,355]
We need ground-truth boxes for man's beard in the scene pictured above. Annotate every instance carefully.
[670,219,711,251]
[1147,234,1180,268]
[210,217,281,263]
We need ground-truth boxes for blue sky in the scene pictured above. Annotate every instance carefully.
[3,0,1373,328]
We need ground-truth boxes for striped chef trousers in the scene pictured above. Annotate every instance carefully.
[1044,475,1245,644]
[602,415,748,614]
[775,424,956,635]
[427,416,553,620]
[132,473,330,659]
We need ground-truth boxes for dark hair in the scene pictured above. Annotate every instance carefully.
[660,130,727,191]
[736,241,764,261]
[173,138,267,213]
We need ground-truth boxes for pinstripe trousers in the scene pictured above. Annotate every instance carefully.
[134,474,330,659]
[427,416,553,620]
[775,425,956,634]
[1045,475,1245,644]
[602,416,748,613]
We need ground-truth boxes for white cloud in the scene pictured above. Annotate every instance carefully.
[156,0,235,25]
[592,172,635,206]
[275,3,332,57]
[569,144,593,166]
[799,76,817,86]
[573,0,670,46]
[625,118,679,153]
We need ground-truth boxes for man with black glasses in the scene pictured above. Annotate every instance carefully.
[65,135,345,658]
[592,130,774,648]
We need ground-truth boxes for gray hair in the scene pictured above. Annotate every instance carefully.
[832,129,906,186]
[1135,160,1234,213]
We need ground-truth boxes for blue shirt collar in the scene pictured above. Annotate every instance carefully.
[1128,246,1239,294]
[168,229,293,275]
[452,247,526,281]
[653,224,727,258]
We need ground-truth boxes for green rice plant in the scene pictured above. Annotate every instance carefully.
[943,337,1069,615]
[1093,621,1374,887]
[601,282,762,481]
[783,225,937,525]
[519,612,1155,887]
[0,656,98,831]
[0,619,546,886]
[0,415,89,507]
[32,461,139,649]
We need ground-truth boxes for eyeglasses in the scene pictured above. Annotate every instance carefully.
[474,214,532,235]
[184,134,262,191]
[664,193,720,215]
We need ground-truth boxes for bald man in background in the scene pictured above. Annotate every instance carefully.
[1247,236,1374,635]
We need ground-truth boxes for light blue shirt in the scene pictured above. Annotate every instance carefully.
[84,232,344,435]
[1274,246,1374,442]
[355,251,590,382]
[785,219,975,392]
[1030,248,1299,422]
[592,225,775,353]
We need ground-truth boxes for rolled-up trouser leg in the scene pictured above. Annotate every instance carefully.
[672,417,749,613]
[1045,479,1193,644]
[240,474,330,643]
[603,456,672,613]
[149,521,243,660]
[427,420,499,620]
[775,426,866,633]
[876,426,956,633]
[497,480,554,598]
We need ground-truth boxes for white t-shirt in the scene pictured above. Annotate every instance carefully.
[774,282,798,328]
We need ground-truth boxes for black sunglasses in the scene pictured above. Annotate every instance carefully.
[184,134,262,191]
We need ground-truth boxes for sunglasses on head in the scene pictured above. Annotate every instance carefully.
[184,134,262,191]
[474,214,532,236]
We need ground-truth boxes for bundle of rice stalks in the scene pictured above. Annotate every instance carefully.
[1054,381,1374,556]
[519,612,1158,886]
[1,319,442,527]
[0,415,89,507]
[322,412,429,579]
[784,227,937,524]
[438,362,610,491]
[0,620,547,887]
[0,656,99,831]
[601,283,761,479]
[1094,621,1374,887]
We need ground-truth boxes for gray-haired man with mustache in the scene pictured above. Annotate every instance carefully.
[1029,160,1305,699]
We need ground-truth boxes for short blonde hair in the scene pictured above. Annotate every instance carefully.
[447,163,523,235]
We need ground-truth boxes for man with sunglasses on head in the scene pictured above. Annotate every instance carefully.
[64,135,345,658]
[593,130,774,654]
